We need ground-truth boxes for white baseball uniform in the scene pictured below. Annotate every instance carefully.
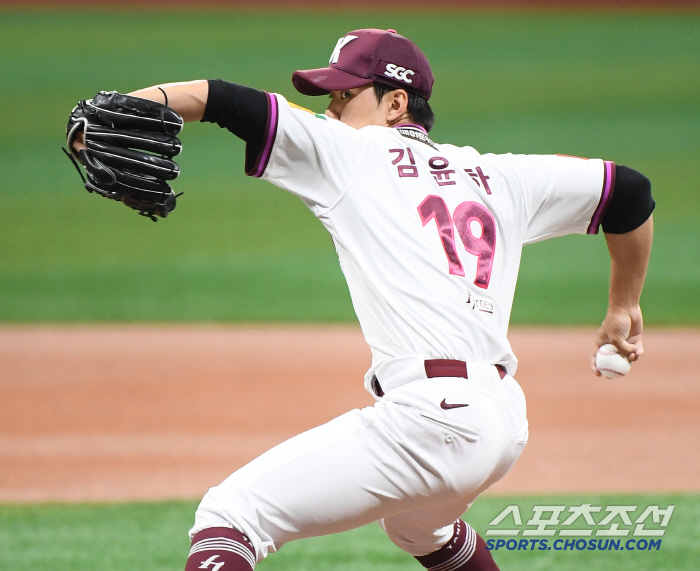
[191,94,615,562]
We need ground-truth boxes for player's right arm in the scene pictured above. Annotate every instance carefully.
[505,156,654,373]
[591,216,652,370]
[590,167,654,374]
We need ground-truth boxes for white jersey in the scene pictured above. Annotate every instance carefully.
[249,94,615,395]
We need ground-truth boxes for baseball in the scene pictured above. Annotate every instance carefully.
[596,343,631,378]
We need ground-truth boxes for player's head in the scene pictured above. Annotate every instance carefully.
[292,29,435,132]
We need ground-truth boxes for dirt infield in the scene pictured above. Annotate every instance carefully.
[1,325,698,503]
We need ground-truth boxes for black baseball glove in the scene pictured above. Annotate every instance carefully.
[64,90,184,221]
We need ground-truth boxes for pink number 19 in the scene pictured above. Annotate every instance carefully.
[418,195,496,289]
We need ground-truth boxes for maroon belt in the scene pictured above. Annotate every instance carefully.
[371,359,507,397]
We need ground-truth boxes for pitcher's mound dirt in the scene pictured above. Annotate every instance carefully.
[0,325,698,502]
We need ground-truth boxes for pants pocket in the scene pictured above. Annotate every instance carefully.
[417,411,481,442]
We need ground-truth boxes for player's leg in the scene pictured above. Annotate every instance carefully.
[184,527,255,571]
[379,372,528,570]
[414,520,498,571]
[183,398,491,569]
[381,503,499,571]
[182,370,527,570]
[185,404,435,569]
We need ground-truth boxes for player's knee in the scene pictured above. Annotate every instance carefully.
[380,517,455,557]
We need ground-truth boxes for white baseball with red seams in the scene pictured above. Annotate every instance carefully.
[596,343,632,378]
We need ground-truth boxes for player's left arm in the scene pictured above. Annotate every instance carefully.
[70,79,267,154]
[69,81,211,155]
[129,80,210,121]
[591,166,654,375]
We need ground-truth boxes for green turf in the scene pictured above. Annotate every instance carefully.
[1,11,698,324]
[0,493,696,570]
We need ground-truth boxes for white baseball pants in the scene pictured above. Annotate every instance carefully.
[191,365,528,562]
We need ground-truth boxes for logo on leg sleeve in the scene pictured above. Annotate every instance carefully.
[199,555,225,571]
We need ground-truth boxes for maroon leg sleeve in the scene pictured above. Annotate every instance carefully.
[414,520,499,571]
[184,527,256,571]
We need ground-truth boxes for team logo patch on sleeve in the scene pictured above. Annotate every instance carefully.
[555,154,589,160]
[288,101,327,120]
[288,102,314,114]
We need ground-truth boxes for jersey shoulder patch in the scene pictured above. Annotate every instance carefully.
[288,101,327,121]
[288,101,313,113]
[555,154,589,160]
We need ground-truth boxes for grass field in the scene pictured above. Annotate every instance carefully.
[1,10,698,324]
[1,493,697,571]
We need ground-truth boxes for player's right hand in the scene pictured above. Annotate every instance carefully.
[590,304,644,375]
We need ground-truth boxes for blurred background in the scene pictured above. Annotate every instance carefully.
[1,3,699,571]
[1,1,698,326]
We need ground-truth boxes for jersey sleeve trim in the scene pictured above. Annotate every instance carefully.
[246,92,279,178]
[586,160,616,234]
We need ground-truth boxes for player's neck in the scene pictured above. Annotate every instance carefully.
[387,112,414,129]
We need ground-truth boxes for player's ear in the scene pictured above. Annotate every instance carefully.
[386,89,409,123]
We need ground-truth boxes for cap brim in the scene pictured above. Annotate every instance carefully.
[292,67,373,96]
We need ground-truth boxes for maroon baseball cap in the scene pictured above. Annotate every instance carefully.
[292,28,434,100]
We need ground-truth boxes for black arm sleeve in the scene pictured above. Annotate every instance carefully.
[200,79,268,166]
[601,165,655,234]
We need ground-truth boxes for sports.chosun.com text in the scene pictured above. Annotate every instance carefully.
[487,538,662,552]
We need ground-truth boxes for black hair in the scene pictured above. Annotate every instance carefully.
[374,82,435,133]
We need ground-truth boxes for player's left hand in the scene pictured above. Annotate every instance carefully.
[63,91,184,221]
[590,304,644,376]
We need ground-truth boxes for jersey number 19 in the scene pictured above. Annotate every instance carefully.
[418,195,496,289]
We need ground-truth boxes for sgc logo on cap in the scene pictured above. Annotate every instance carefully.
[383,63,415,84]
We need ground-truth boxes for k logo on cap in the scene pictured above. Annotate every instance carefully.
[329,35,358,64]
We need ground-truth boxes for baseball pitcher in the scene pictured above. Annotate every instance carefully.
[66,28,654,571]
